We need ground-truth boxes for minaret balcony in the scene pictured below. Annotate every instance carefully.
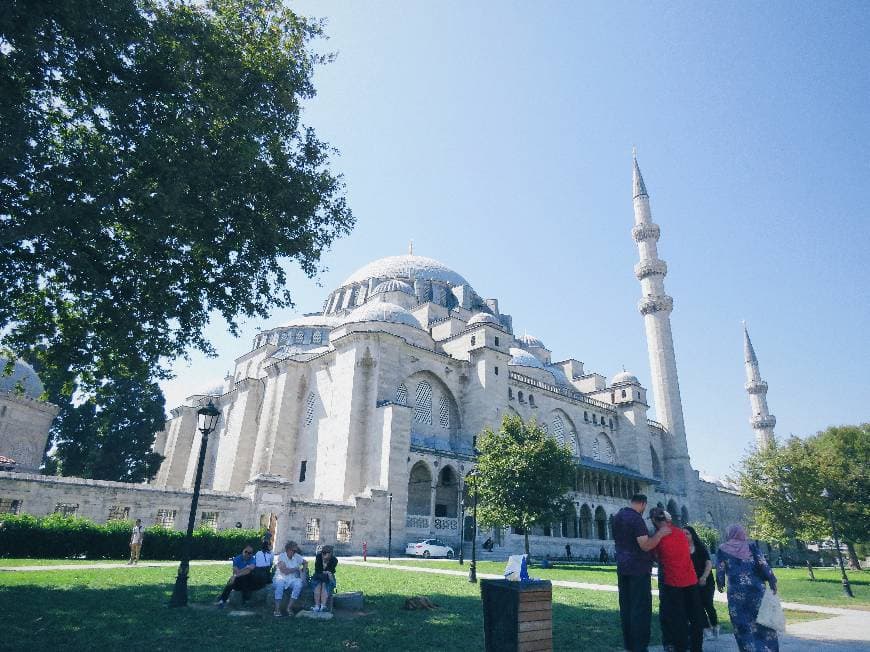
[638,294,674,315]
[751,414,776,429]
[745,380,768,395]
[632,222,660,243]
[634,259,668,280]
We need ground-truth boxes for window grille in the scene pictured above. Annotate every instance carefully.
[305,393,316,427]
[395,383,408,405]
[306,518,320,542]
[438,395,450,428]
[0,498,21,514]
[312,330,323,344]
[200,511,219,530]
[294,330,305,344]
[54,503,78,516]
[414,382,432,425]
[156,509,177,529]
[107,505,129,521]
[336,520,352,543]
[592,437,600,461]
[552,416,565,445]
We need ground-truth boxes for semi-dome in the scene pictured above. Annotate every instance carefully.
[372,279,415,296]
[344,302,423,329]
[546,365,570,387]
[611,371,640,385]
[467,312,501,327]
[342,255,470,288]
[0,357,45,400]
[508,347,545,370]
[517,334,546,349]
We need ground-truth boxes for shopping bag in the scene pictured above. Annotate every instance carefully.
[504,554,529,581]
[756,587,786,632]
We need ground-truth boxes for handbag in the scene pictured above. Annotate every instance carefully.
[756,587,786,632]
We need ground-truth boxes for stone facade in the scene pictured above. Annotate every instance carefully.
[0,358,59,473]
[0,159,751,557]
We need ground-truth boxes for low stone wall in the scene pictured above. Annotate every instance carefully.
[0,471,255,530]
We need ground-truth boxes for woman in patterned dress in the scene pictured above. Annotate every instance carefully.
[715,525,779,652]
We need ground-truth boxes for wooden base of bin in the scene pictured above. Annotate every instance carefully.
[481,580,552,652]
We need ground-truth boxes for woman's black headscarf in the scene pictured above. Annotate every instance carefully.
[683,525,709,557]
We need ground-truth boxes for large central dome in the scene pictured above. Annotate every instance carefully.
[341,255,470,288]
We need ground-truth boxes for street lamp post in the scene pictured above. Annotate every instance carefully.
[458,495,465,566]
[821,489,854,598]
[387,492,393,562]
[468,473,478,583]
[169,401,220,607]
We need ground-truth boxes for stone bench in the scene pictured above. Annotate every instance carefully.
[227,586,363,612]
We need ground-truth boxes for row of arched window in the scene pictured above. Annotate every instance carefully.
[398,381,451,429]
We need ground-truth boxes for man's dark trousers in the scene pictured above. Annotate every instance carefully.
[659,583,705,652]
[618,573,651,652]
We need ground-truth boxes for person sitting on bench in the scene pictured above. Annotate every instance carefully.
[273,540,307,616]
[310,545,338,612]
[215,544,256,607]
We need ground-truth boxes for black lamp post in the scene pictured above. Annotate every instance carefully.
[820,488,854,598]
[387,492,393,562]
[468,472,478,583]
[169,401,220,607]
[458,493,466,566]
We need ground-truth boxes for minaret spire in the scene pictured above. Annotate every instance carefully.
[631,151,690,492]
[742,323,776,448]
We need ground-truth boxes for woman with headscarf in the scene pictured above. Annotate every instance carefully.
[683,525,718,639]
[715,525,779,651]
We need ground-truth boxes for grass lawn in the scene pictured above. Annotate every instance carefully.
[0,562,743,652]
[377,558,870,610]
[0,558,184,567]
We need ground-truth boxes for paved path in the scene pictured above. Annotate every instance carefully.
[3,558,867,650]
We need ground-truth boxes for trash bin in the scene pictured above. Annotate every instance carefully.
[480,579,552,652]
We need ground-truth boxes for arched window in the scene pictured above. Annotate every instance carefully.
[595,506,608,540]
[580,504,593,539]
[552,416,565,446]
[435,466,458,517]
[407,462,433,516]
[304,392,316,427]
[414,381,433,425]
[621,389,626,398]
[438,394,450,428]
[594,434,615,464]
[396,383,408,405]
[294,330,305,344]
[529,394,535,406]
[508,388,514,400]
[470,336,476,346]
[680,506,690,527]
[650,446,662,479]
[518,391,524,403]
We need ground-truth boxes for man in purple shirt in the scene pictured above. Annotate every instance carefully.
[613,494,671,652]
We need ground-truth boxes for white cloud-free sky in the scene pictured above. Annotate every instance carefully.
[160,1,870,478]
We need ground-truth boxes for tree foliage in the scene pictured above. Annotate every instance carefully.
[737,424,869,567]
[0,0,353,479]
[472,415,575,555]
[687,521,720,553]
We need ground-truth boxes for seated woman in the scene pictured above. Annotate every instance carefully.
[251,537,275,590]
[310,545,338,613]
[273,541,307,617]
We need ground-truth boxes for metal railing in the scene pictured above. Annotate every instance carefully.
[509,371,616,413]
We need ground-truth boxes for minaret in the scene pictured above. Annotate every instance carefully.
[743,324,776,448]
[631,151,691,490]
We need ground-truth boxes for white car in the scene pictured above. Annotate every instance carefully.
[405,538,454,559]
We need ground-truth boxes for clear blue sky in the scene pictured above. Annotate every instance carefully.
[160,1,870,478]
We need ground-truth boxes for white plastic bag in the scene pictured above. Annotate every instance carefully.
[503,554,528,581]
[756,587,786,632]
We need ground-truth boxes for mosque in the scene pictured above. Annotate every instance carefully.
[0,156,756,557]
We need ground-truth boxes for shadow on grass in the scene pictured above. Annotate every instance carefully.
[0,581,631,651]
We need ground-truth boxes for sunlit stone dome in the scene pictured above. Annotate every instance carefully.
[0,357,44,400]
[508,347,545,370]
[517,334,546,349]
[344,302,423,329]
[611,371,640,385]
[467,312,501,327]
[341,255,470,288]
[372,279,415,296]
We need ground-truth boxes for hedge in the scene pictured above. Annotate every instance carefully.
[0,512,264,560]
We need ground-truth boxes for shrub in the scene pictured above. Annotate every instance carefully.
[0,511,263,560]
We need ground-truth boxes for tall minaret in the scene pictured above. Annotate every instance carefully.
[631,151,691,490]
[743,324,776,448]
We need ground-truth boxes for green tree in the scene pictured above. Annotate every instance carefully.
[738,424,869,569]
[472,415,575,556]
[0,0,353,479]
[687,522,720,553]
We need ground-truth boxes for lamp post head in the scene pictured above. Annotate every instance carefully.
[197,401,220,435]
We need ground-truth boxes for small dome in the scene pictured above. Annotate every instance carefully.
[611,371,640,386]
[508,347,545,370]
[467,312,501,327]
[345,302,423,329]
[518,334,546,349]
[0,356,44,400]
[546,365,570,387]
[372,279,415,296]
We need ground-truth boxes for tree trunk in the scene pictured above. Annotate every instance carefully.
[845,541,861,570]
[524,532,530,557]
[805,559,815,581]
